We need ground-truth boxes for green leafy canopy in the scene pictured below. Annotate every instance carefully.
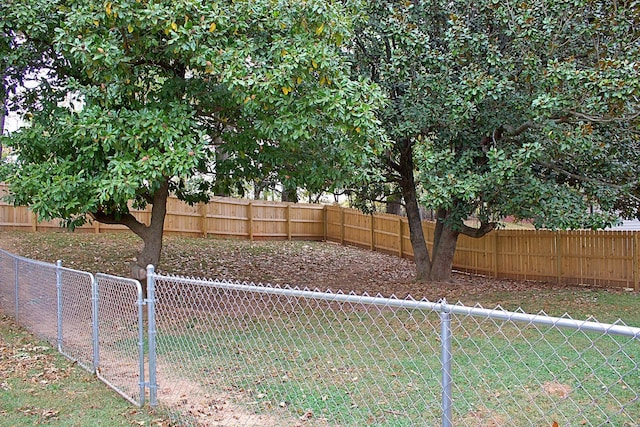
[352,0,640,231]
[2,0,385,227]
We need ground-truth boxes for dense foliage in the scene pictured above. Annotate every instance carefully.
[350,0,640,280]
[0,0,383,275]
[3,0,638,283]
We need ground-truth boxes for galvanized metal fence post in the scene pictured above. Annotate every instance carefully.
[440,302,453,427]
[136,281,146,407]
[14,257,19,320]
[56,260,63,352]
[146,265,158,407]
[92,275,100,373]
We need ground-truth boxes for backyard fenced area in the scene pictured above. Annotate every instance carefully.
[1,183,639,290]
[0,247,638,426]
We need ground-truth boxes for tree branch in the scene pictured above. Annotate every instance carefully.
[460,221,496,238]
[569,110,640,123]
[538,160,630,189]
[502,120,533,137]
[538,160,640,205]
[90,210,147,239]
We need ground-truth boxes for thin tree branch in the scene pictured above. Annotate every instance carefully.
[502,120,533,137]
[569,110,640,123]
[538,160,640,205]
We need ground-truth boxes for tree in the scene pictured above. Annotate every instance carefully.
[0,0,69,147]
[2,0,383,279]
[350,0,640,281]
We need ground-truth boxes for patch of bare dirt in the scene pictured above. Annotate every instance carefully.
[542,381,572,399]
[155,374,302,427]
[460,406,508,426]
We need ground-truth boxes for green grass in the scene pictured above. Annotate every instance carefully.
[151,302,640,426]
[0,314,168,427]
[154,308,444,425]
[1,231,638,426]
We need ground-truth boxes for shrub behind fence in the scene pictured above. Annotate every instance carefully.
[0,248,638,426]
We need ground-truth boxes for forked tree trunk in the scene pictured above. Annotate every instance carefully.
[91,178,170,285]
[397,139,432,281]
[391,134,496,281]
[129,179,169,280]
[430,207,496,282]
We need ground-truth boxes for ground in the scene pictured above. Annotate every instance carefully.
[0,231,638,426]
[0,230,636,319]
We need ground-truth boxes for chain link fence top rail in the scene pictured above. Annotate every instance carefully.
[149,272,640,427]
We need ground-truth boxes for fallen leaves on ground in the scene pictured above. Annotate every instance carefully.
[0,231,635,312]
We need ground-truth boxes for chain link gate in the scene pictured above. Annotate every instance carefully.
[0,249,147,407]
[57,263,96,372]
[95,273,147,407]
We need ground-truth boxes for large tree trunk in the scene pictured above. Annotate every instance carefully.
[130,179,169,280]
[430,208,497,282]
[397,139,431,281]
[430,219,459,282]
[91,178,170,283]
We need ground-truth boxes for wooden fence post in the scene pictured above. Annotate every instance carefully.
[492,232,499,278]
[286,204,292,241]
[556,232,563,285]
[247,202,254,241]
[370,214,375,250]
[323,205,328,241]
[31,212,37,232]
[397,217,403,258]
[340,207,345,245]
[200,203,208,237]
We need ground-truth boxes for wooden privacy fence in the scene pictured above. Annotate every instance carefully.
[325,206,640,290]
[0,186,637,290]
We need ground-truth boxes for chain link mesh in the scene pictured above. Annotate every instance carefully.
[58,267,96,371]
[0,247,638,426]
[15,257,58,344]
[448,309,639,425]
[151,275,640,427]
[95,273,145,406]
[153,277,444,426]
[0,249,17,315]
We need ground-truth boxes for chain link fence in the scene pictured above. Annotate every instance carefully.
[0,249,146,406]
[0,248,639,426]
[148,271,640,427]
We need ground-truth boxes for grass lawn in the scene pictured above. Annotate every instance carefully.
[0,313,169,426]
[0,230,638,426]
